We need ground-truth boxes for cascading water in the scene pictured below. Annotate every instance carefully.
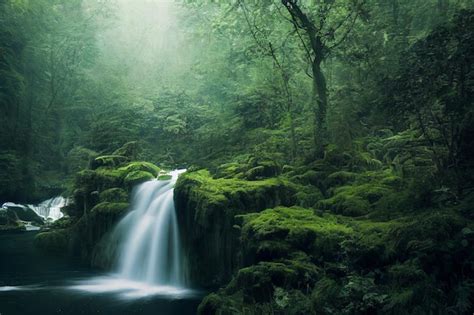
[29,197,68,221]
[115,169,185,286]
[70,169,193,299]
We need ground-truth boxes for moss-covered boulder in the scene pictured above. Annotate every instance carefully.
[68,202,129,266]
[123,170,155,187]
[317,170,404,217]
[99,188,128,203]
[35,229,69,252]
[175,170,298,287]
[240,207,352,264]
[196,207,329,315]
[71,161,158,216]
[118,161,160,177]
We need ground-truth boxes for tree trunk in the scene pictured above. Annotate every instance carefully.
[312,57,328,157]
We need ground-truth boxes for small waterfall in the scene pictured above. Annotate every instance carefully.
[70,170,194,298]
[113,169,186,287]
[29,197,68,221]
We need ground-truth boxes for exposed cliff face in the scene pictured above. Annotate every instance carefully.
[174,170,298,288]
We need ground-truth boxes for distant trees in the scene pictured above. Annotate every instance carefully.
[281,0,364,156]
[1,0,472,201]
[0,0,106,201]
[390,10,474,190]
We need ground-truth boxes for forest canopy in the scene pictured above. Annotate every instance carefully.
[1,0,472,202]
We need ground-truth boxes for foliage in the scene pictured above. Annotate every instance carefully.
[1,0,473,314]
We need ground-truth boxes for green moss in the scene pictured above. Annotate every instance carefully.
[99,188,128,203]
[75,168,124,193]
[342,219,398,269]
[90,202,129,215]
[123,170,154,186]
[118,161,160,177]
[158,174,172,180]
[235,262,298,302]
[240,207,352,261]
[49,217,75,229]
[175,170,299,287]
[242,207,351,239]
[35,230,69,252]
[318,174,398,216]
[177,170,297,222]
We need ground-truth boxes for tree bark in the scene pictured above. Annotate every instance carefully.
[312,57,328,157]
[282,0,328,157]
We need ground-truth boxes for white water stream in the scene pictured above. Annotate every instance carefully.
[71,170,193,299]
[29,197,68,221]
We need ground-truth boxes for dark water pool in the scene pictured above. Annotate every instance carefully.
[0,231,202,315]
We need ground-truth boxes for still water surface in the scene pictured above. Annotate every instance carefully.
[0,231,201,315]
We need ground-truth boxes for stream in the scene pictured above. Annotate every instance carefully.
[0,231,202,315]
[0,172,203,314]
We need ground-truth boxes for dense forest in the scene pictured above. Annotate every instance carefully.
[1,0,474,314]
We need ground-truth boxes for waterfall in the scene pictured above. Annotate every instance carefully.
[70,170,194,298]
[29,197,68,221]
[114,169,186,286]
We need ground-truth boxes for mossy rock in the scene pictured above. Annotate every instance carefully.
[99,188,128,203]
[90,202,129,215]
[235,262,298,303]
[318,182,393,217]
[75,168,125,193]
[175,170,299,287]
[241,207,352,261]
[158,174,172,181]
[118,161,160,177]
[198,257,319,313]
[67,202,130,265]
[49,216,75,230]
[123,170,154,186]
[35,230,69,252]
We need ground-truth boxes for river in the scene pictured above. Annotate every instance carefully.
[0,231,202,315]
